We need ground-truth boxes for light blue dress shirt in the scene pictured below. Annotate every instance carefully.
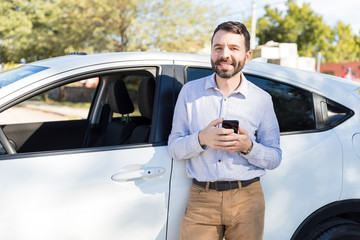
[168,73,282,182]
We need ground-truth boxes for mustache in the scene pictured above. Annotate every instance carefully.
[215,58,235,66]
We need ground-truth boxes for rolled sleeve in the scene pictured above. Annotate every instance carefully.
[244,141,281,170]
[243,98,282,170]
[169,130,206,161]
[168,84,206,161]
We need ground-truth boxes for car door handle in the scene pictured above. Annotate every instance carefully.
[111,167,166,182]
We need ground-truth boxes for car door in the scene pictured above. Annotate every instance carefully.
[0,61,173,240]
[177,66,344,240]
[0,146,171,240]
[245,75,343,239]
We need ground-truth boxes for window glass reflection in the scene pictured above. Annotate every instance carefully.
[246,75,315,132]
[186,67,316,133]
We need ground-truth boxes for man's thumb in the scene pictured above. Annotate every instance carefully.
[238,126,248,135]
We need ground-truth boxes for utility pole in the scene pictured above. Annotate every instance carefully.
[250,0,256,50]
[317,52,322,72]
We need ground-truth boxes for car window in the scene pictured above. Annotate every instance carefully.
[246,75,315,133]
[86,72,156,148]
[0,68,158,154]
[0,65,48,89]
[186,67,213,82]
[186,67,316,133]
[0,78,98,124]
[326,99,354,128]
[0,78,99,154]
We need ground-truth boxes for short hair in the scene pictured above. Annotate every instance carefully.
[211,21,251,52]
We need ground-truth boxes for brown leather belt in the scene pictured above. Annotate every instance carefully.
[193,177,260,191]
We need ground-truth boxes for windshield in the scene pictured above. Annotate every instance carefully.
[0,65,48,89]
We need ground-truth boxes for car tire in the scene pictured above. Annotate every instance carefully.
[305,218,360,240]
[316,224,360,240]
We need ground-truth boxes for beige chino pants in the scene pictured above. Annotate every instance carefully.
[180,181,265,240]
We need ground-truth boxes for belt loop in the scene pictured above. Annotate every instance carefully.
[205,182,210,192]
[238,181,242,189]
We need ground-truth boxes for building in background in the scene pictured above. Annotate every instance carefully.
[320,62,360,80]
[201,40,359,83]
[252,41,316,72]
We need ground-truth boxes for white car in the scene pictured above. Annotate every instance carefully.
[0,52,359,240]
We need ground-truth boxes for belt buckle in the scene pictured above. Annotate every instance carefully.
[215,181,231,191]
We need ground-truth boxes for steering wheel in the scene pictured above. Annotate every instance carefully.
[0,127,17,154]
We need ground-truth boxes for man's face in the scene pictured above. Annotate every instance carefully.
[211,30,251,79]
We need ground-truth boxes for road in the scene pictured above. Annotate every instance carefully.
[0,104,88,125]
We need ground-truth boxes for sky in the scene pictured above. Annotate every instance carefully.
[218,0,360,35]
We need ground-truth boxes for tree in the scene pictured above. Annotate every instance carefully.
[1,0,140,62]
[326,21,360,63]
[126,0,219,53]
[0,0,33,62]
[0,0,222,63]
[256,0,333,59]
[54,0,139,53]
[0,0,69,62]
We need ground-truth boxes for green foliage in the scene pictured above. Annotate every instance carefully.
[0,0,139,62]
[255,0,359,63]
[2,0,359,64]
[0,0,33,62]
[0,0,219,63]
[326,21,360,63]
[256,0,333,58]
[127,0,218,53]
[54,0,139,53]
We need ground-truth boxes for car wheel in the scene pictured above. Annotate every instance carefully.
[0,127,16,154]
[305,218,360,240]
[316,224,360,240]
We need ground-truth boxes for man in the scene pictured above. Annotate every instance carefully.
[168,21,282,240]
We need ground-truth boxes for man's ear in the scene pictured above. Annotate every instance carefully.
[245,50,252,64]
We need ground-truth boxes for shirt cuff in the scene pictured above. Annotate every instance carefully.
[242,140,262,160]
[194,130,208,152]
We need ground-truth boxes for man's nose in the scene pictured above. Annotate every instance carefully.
[221,47,231,59]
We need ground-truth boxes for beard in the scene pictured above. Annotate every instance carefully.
[211,56,246,79]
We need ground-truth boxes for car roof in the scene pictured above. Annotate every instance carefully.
[245,60,360,96]
[2,52,360,103]
[21,52,359,90]
[30,52,211,69]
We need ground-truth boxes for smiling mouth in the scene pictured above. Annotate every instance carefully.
[218,62,233,69]
[215,58,233,68]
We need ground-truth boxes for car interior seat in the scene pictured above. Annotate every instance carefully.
[127,76,156,144]
[92,79,135,146]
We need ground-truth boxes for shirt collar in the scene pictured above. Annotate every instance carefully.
[204,73,217,90]
[205,72,249,98]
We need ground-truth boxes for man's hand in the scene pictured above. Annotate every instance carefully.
[198,119,252,153]
[227,126,252,153]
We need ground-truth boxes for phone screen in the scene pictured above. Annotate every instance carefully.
[222,120,239,133]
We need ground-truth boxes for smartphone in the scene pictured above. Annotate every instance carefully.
[222,120,239,133]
